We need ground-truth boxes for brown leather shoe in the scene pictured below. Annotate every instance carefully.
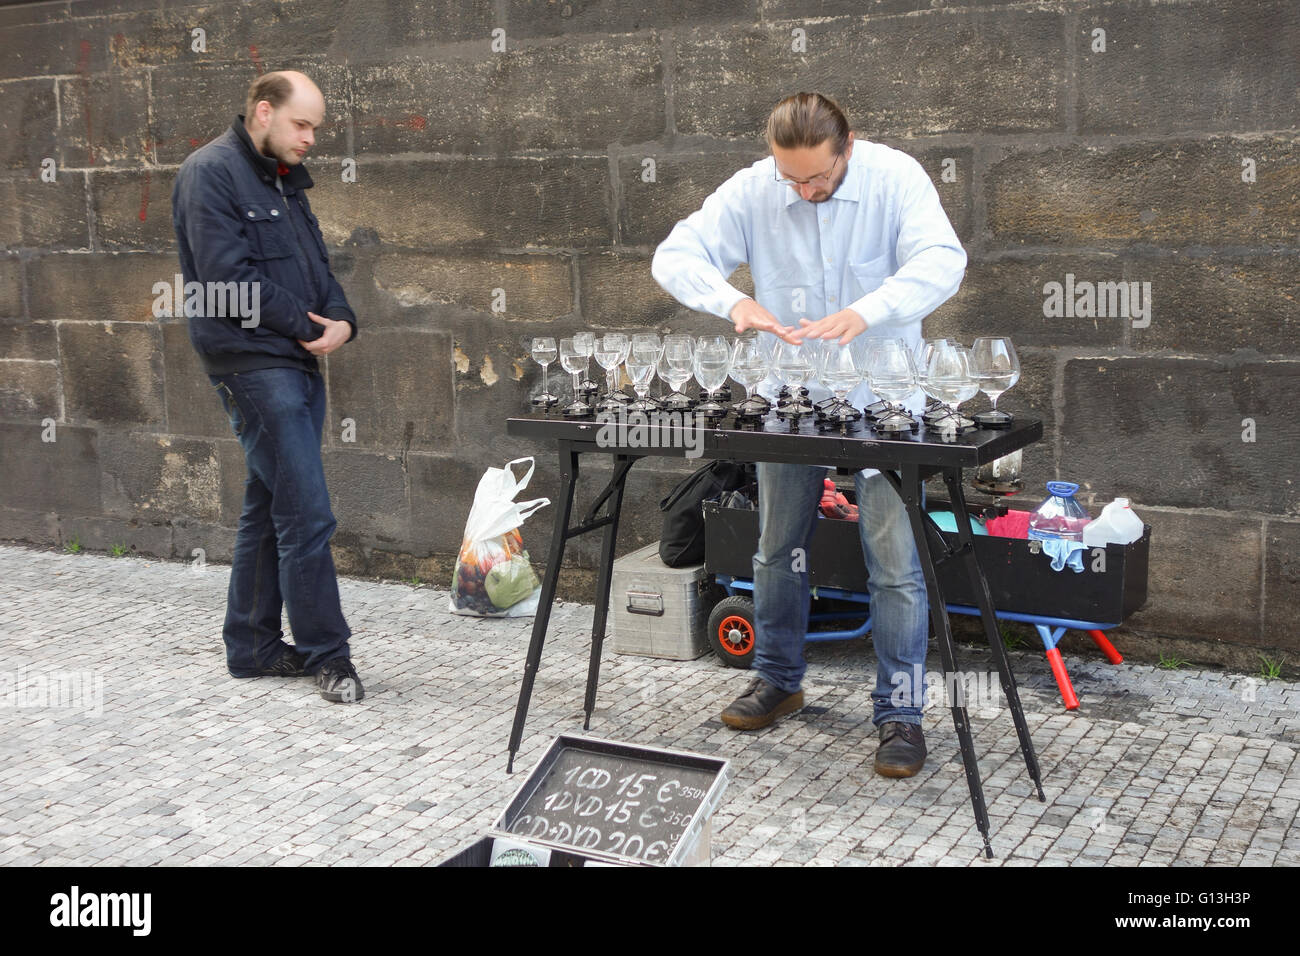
[720,677,804,730]
[874,721,927,778]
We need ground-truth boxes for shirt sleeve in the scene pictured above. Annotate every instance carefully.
[174,161,320,342]
[847,158,967,332]
[650,171,754,323]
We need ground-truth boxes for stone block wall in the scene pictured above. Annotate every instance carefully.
[1,0,1296,669]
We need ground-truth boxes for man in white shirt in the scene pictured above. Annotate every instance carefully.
[651,92,966,777]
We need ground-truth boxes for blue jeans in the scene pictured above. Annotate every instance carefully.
[752,463,929,726]
[210,367,351,676]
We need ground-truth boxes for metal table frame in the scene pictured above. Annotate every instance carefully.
[504,413,1047,857]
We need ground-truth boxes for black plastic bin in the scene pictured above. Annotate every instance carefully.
[702,499,1149,625]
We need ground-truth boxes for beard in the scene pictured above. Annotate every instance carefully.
[260,130,304,166]
[807,163,849,203]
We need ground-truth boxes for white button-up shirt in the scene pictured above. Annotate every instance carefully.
[651,139,967,424]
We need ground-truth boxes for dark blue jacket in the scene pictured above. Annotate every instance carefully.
[172,116,357,375]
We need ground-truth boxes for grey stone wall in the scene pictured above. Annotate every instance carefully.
[1,0,1297,669]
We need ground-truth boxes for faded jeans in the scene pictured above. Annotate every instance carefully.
[210,366,351,676]
[751,463,928,726]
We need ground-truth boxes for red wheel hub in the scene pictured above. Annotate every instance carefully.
[717,615,755,656]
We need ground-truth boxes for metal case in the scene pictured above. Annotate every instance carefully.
[610,540,713,660]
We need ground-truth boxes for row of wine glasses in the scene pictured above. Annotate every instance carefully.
[530,332,1020,433]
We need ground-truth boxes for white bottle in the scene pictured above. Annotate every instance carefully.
[1082,497,1144,547]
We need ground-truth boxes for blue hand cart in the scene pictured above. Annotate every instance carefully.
[700,495,1149,711]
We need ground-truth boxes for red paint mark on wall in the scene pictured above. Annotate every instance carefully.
[76,39,96,165]
[249,44,264,75]
[353,115,430,131]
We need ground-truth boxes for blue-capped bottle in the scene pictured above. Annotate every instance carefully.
[1027,482,1092,542]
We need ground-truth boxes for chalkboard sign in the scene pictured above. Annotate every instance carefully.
[499,736,728,865]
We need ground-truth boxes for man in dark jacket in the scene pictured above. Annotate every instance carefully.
[172,70,363,703]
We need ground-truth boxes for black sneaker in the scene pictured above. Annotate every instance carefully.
[874,721,927,778]
[230,645,308,678]
[316,657,364,703]
[720,677,804,730]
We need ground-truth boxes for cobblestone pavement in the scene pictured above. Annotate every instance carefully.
[1,544,1296,867]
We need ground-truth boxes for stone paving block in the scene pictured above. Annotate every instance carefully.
[1,543,1297,866]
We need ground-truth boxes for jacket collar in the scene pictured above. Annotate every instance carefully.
[230,115,314,191]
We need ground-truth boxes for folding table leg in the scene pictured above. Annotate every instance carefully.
[943,468,1046,801]
[583,455,635,729]
[507,442,580,773]
[895,464,994,858]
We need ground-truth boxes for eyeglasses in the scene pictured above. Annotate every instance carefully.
[774,152,843,188]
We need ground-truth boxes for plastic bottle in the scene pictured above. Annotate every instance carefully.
[1082,497,1144,547]
[1027,482,1092,542]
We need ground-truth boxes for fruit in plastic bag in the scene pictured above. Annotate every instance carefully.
[448,458,549,617]
[485,551,540,610]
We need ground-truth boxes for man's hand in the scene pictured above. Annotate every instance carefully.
[791,308,868,346]
[298,312,351,355]
[729,298,802,344]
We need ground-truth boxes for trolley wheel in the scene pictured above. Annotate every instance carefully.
[708,595,757,669]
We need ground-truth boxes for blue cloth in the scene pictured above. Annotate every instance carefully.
[1040,537,1086,573]
[753,464,928,727]
[211,367,352,675]
[927,510,989,535]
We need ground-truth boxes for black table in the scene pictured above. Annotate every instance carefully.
[505,411,1047,858]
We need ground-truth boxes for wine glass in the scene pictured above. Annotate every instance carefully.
[915,338,956,424]
[573,331,599,397]
[952,346,981,426]
[530,336,559,409]
[692,334,732,421]
[773,341,815,425]
[818,343,863,428]
[855,337,906,419]
[970,336,1020,427]
[926,340,977,432]
[630,333,665,408]
[559,337,593,417]
[593,333,630,411]
[729,334,772,422]
[865,339,918,434]
[660,334,696,411]
[625,348,658,413]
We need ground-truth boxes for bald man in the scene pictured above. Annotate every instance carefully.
[172,71,363,702]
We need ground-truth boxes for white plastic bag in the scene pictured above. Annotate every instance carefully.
[450,457,549,617]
